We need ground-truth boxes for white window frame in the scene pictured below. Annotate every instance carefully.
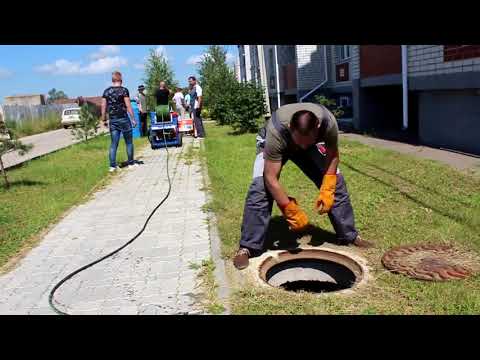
[338,45,351,61]
[339,95,351,108]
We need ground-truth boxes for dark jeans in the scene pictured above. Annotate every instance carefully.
[239,130,358,252]
[193,108,206,138]
[109,117,134,167]
[140,112,148,137]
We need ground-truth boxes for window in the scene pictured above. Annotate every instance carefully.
[337,45,351,61]
[339,96,351,108]
[336,63,349,82]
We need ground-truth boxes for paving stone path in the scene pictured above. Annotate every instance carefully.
[0,137,211,315]
[3,127,107,169]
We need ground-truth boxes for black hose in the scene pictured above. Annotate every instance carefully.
[49,131,172,315]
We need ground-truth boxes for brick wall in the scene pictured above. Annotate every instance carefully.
[360,45,402,78]
[408,45,480,77]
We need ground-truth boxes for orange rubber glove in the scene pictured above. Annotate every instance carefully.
[315,174,337,214]
[279,197,309,231]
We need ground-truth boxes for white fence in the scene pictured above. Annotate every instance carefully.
[0,103,77,124]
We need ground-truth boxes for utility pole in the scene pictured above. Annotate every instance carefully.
[274,45,281,109]
[257,45,271,117]
[401,45,409,130]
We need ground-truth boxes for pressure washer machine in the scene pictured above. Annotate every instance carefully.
[149,110,183,149]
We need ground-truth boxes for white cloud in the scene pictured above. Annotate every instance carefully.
[133,63,145,70]
[90,45,120,60]
[36,56,127,76]
[36,59,82,75]
[151,46,170,61]
[186,52,235,65]
[0,67,13,78]
[186,54,206,65]
[82,56,128,74]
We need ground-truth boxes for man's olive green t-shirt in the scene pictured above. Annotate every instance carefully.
[264,103,339,162]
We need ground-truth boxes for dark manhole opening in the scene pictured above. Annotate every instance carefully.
[264,258,357,294]
[280,280,347,293]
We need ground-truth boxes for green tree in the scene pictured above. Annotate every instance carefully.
[71,104,99,142]
[197,45,267,132]
[0,121,33,188]
[47,88,68,103]
[198,45,238,124]
[229,81,267,133]
[143,48,177,110]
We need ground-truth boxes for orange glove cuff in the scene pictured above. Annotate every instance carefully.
[316,174,337,214]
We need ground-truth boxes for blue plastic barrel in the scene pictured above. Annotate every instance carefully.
[129,100,141,138]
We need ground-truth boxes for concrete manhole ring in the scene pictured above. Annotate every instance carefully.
[248,247,370,295]
[382,243,480,281]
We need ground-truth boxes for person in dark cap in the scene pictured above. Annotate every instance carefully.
[136,85,148,136]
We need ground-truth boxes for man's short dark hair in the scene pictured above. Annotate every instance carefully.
[188,76,196,81]
[290,110,319,136]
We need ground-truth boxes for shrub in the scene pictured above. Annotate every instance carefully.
[0,121,33,188]
[314,95,345,119]
[229,82,267,133]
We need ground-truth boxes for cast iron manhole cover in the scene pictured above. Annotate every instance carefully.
[382,243,480,281]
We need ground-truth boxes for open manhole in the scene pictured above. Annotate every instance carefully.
[258,249,365,294]
[382,243,480,281]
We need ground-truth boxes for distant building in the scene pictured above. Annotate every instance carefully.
[4,94,46,106]
[52,98,78,105]
[77,96,102,116]
[236,44,480,155]
[236,45,353,115]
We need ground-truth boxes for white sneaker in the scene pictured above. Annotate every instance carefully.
[109,166,119,173]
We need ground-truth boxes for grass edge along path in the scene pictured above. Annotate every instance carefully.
[203,123,480,315]
[0,134,148,272]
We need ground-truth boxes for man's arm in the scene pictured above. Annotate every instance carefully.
[264,159,289,208]
[324,146,339,175]
[123,97,137,127]
[101,98,107,125]
[265,158,309,231]
[315,118,340,214]
[196,85,203,109]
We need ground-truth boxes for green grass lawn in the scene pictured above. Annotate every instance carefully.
[203,123,480,314]
[0,134,147,269]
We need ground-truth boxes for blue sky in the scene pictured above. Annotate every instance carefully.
[0,45,237,103]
